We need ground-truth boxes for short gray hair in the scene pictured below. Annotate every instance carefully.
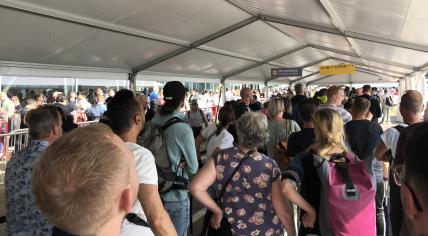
[236,112,269,149]
[27,105,61,140]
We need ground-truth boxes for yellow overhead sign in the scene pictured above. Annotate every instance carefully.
[320,64,355,75]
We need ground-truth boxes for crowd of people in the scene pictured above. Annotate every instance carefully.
[3,80,428,236]
[0,88,116,133]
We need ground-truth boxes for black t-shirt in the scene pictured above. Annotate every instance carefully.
[389,123,420,236]
[290,94,306,105]
[52,227,74,236]
[359,94,382,120]
[287,128,315,157]
[291,95,306,122]
[344,120,383,160]
[232,102,250,119]
[249,101,262,111]
[300,151,322,235]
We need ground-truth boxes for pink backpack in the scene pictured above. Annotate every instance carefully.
[316,152,376,236]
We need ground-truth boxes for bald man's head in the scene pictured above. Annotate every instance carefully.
[400,90,423,115]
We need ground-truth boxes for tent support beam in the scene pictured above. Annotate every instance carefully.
[315,0,364,59]
[290,71,320,83]
[128,73,137,93]
[262,15,428,53]
[132,16,259,73]
[311,45,415,70]
[298,57,331,71]
[307,75,333,85]
[406,62,428,77]
[355,68,387,78]
[330,57,406,76]
[197,47,286,67]
[0,0,189,47]
[418,62,428,71]
[222,44,308,79]
[356,67,401,79]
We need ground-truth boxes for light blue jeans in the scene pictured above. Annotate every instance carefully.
[163,198,190,236]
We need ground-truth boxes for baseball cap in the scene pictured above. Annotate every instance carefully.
[163,81,187,102]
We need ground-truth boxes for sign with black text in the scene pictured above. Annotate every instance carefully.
[271,68,303,78]
[320,64,355,75]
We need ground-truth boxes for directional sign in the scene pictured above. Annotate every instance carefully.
[271,68,302,78]
[320,64,355,75]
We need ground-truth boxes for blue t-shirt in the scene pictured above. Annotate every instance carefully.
[149,92,159,102]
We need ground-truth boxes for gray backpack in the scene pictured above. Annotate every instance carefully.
[137,117,188,193]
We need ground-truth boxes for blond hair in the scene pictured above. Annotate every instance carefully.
[310,109,350,158]
[32,124,130,235]
[326,85,343,99]
[268,97,284,118]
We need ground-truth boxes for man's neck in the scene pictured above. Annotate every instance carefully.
[352,114,366,121]
[326,101,338,107]
[120,130,138,144]
[303,122,314,128]
[403,115,421,125]
[37,135,58,144]
[95,216,123,236]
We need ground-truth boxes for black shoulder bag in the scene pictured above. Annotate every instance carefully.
[200,151,252,236]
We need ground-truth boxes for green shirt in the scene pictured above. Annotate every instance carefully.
[151,111,198,201]
[266,119,301,158]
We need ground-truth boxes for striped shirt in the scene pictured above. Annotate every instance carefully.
[318,104,352,123]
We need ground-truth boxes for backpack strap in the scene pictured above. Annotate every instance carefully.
[161,117,185,131]
[284,119,290,136]
[393,125,405,133]
[387,125,406,164]
[326,152,358,198]
[125,213,150,227]
[218,151,252,205]
[337,163,357,198]
[199,109,208,126]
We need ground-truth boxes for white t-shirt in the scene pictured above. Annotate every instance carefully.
[121,142,157,236]
[380,123,408,159]
[225,91,234,101]
[201,124,234,158]
[121,218,154,236]
[188,110,205,128]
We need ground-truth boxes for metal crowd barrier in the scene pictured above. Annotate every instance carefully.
[76,120,99,128]
[0,128,30,185]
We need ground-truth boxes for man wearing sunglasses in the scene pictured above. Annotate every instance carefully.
[393,122,428,235]
[375,90,423,236]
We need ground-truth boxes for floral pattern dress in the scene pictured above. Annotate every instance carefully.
[214,147,283,236]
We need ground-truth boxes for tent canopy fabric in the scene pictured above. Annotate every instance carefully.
[1,0,427,85]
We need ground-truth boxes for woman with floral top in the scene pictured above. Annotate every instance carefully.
[190,112,296,236]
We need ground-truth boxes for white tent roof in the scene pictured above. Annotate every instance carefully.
[1,0,427,85]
